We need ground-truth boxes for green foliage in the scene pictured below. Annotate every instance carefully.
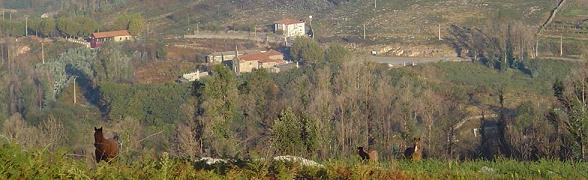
[271,108,319,156]
[38,18,56,37]
[198,65,240,156]
[397,159,588,179]
[0,19,26,36]
[290,37,324,64]
[2,0,33,9]
[114,13,145,35]
[272,108,305,155]
[0,131,587,179]
[35,48,97,102]
[94,44,134,82]
[56,16,99,37]
[325,44,350,66]
[513,101,540,130]
[100,82,190,126]
[434,59,575,96]
[553,68,588,160]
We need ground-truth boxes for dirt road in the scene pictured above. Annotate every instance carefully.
[367,56,470,66]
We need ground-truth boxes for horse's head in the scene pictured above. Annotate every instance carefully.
[94,127,104,141]
[413,137,422,151]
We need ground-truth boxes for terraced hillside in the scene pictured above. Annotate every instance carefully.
[82,0,557,40]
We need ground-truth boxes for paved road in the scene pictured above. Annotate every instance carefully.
[367,56,471,66]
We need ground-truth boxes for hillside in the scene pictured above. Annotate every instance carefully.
[2,0,588,177]
[4,0,579,57]
[2,0,556,37]
[106,0,557,40]
[93,0,568,57]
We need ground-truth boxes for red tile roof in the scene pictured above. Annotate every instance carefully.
[92,30,131,39]
[274,18,304,25]
[239,50,284,62]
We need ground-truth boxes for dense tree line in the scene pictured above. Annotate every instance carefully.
[2,0,129,13]
[0,35,586,163]
[0,14,144,38]
[447,20,539,76]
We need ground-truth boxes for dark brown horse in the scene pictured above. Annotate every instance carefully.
[404,137,422,161]
[357,146,379,162]
[94,127,119,163]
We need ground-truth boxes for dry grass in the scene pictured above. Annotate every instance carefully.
[134,60,199,84]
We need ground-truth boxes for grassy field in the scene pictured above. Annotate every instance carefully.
[0,142,586,179]
[84,0,558,40]
[431,59,577,97]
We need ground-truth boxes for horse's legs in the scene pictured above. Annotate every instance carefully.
[96,150,107,163]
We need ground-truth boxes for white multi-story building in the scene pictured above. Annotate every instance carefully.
[273,18,306,37]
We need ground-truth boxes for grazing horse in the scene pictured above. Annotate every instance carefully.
[404,137,422,161]
[94,127,119,163]
[357,147,379,162]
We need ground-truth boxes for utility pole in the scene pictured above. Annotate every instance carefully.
[560,35,563,56]
[73,76,77,104]
[374,0,377,9]
[25,16,28,36]
[234,45,240,75]
[438,24,442,40]
[520,38,524,61]
[504,51,507,65]
[535,39,539,58]
[363,24,366,39]
[41,42,44,64]
[309,15,313,39]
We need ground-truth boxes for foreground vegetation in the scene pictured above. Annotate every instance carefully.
[0,142,586,179]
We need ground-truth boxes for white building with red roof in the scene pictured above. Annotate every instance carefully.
[273,18,306,37]
[89,30,134,48]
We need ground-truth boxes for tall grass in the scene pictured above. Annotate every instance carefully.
[0,142,586,179]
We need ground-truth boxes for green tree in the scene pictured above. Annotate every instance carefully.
[271,107,318,156]
[94,44,133,82]
[75,16,98,37]
[39,18,56,37]
[56,17,77,37]
[26,18,41,36]
[290,37,324,65]
[325,44,350,65]
[113,13,145,35]
[198,65,240,157]
[127,14,145,36]
[272,108,304,155]
[553,64,588,160]
[237,69,279,151]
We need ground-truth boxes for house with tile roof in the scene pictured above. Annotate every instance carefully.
[89,30,133,48]
[273,18,306,37]
[233,50,287,73]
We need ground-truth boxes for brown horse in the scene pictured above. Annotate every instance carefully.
[357,146,379,162]
[94,127,119,163]
[404,137,422,161]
